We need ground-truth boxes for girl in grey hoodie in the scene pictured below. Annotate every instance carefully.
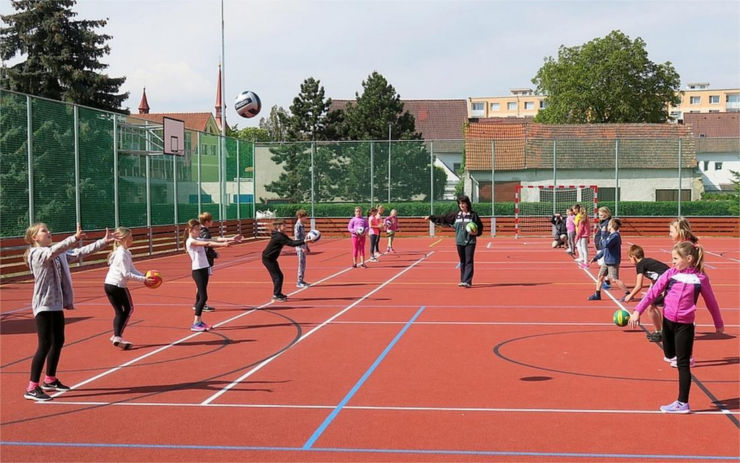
[23,223,116,401]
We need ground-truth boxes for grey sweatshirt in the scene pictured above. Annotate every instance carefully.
[28,235,109,316]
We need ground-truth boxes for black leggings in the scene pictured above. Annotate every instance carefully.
[456,243,476,284]
[30,311,65,382]
[662,318,695,403]
[262,257,283,297]
[104,284,134,337]
[369,234,380,255]
[192,268,210,316]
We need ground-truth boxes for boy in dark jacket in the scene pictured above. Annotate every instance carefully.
[550,213,567,248]
[588,218,629,301]
[262,220,314,302]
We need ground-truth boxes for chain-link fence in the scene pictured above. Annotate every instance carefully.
[1,89,737,238]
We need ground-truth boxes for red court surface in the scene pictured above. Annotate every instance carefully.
[1,236,739,462]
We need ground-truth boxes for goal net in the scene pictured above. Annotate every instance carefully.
[514,185,598,238]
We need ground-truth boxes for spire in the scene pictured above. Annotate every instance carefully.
[215,64,223,130]
[138,87,150,114]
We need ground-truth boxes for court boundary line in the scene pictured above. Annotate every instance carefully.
[1,440,737,460]
[303,305,426,449]
[200,251,434,405]
[35,400,740,416]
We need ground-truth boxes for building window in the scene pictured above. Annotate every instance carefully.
[655,189,691,201]
[539,100,547,109]
[453,162,461,172]
[471,102,484,111]
[598,187,621,202]
[524,101,534,110]
[490,102,500,111]
[715,162,723,170]
[507,102,517,111]
[703,161,709,170]
[689,96,701,104]
[709,95,720,104]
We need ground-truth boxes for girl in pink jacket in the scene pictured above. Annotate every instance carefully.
[629,241,724,414]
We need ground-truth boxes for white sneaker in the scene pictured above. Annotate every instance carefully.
[670,357,695,368]
[111,336,121,346]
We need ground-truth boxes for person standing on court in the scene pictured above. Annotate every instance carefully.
[23,223,117,401]
[294,209,310,288]
[198,212,242,312]
[263,219,314,302]
[425,195,483,288]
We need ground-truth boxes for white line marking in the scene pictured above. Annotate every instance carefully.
[200,251,434,405]
[39,400,740,416]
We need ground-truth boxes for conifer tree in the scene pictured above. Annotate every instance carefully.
[1,0,127,112]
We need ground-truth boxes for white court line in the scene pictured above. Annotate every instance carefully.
[39,400,740,416]
[49,265,355,399]
[200,251,434,405]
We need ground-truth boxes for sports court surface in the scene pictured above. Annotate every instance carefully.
[1,235,738,462]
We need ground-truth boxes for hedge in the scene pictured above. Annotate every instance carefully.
[256,200,738,218]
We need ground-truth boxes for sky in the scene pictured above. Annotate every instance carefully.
[2,0,739,128]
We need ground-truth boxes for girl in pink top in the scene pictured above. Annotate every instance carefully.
[629,241,723,414]
[347,207,369,268]
[368,207,382,261]
[574,204,590,268]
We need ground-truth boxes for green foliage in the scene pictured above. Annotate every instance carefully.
[1,0,127,112]
[228,126,270,142]
[256,200,737,218]
[257,105,289,141]
[532,30,680,124]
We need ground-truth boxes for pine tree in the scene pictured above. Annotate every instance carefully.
[1,0,127,112]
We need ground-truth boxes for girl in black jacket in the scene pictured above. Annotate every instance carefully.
[425,195,484,287]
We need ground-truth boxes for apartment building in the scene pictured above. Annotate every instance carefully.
[469,84,740,121]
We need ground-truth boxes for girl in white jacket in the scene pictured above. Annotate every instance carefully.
[104,227,156,349]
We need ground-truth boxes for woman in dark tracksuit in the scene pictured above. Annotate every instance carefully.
[425,195,484,287]
[262,220,313,302]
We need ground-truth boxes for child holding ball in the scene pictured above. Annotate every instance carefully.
[104,227,158,349]
[628,241,724,414]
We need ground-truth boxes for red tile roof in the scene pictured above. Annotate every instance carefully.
[685,113,740,154]
[330,99,468,140]
[465,118,696,171]
[128,112,221,133]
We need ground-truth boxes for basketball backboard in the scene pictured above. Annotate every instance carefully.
[163,117,185,155]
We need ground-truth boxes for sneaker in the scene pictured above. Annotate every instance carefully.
[457,282,465,287]
[272,295,288,302]
[24,386,52,401]
[111,336,122,346]
[602,281,611,290]
[646,331,663,342]
[670,357,695,368]
[41,379,70,391]
[360,263,367,268]
[579,263,590,269]
[587,293,601,301]
[190,322,209,332]
[116,339,133,350]
[369,257,377,262]
[660,400,690,414]
[202,305,215,312]
[352,264,357,268]
[461,282,471,288]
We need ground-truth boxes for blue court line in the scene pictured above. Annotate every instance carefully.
[302,305,426,450]
[1,441,737,460]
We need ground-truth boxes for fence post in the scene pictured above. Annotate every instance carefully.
[370,141,374,207]
[311,141,316,228]
[26,95,34,225]
[429,141,435,237]
[236,139,240,221]
[678,138,682,216]
[552,140,557,215]
[491,139,496,237]
[74,105,81,227]
[145,122,152,256]
[197,132,202,214]
[614,139,619,217]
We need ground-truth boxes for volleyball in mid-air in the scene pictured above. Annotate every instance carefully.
[234,90,261,118]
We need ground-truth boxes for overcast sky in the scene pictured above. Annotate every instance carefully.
[2,0,739,127]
